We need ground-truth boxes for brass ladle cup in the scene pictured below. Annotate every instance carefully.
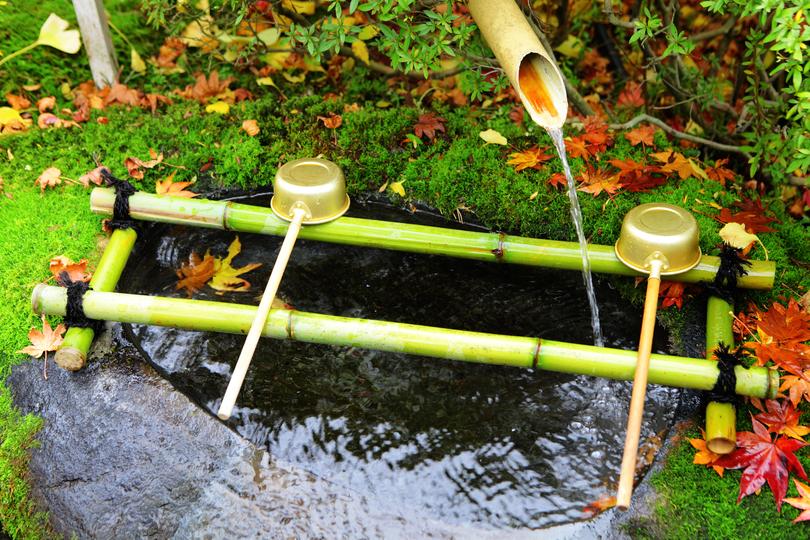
[217,158,350,420]
[614,203,701,509]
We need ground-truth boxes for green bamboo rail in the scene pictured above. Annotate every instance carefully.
[89,189,776,289]
[53,228,137,370]
[705,295,738,454]
[32,285,779,398]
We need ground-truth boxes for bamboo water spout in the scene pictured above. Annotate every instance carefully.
[468,0,568,128]
[32,285,780,399]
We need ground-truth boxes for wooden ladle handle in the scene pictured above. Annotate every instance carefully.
[217,207,306,420]
[616,263,663,510]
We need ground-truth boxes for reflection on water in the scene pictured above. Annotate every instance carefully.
[119,197,681,530]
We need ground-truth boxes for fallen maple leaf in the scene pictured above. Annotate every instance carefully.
[608,158,667,193]
[178,71,235,104]
[754,400,810,440]
[715,416,807,511]
[17,314,65,359]
[78,166,107,187]
[746,299,810,377]
[548,172,567,190]
[413,112,445,140]
[784,479,810,523]
[209,237,262,292]
[49,255,91,283]
[564,136,592,159]
[104,82,141,107]
[507,146,553,172]
[36,96,56,113]
[241,119,260,136]
[154,37,186,70]
[659,280,686,309]
[5,93,31,110]
[690,431,725,477]
[705,158,736,185]
[717,197,778,233]
[35,167,61,193]
[651,150,707,180]
[318,113,342,129]
[616,81,645,109]
[577,165,622,197]
[582,495,616,515]
[124,149,164,179]
[624,125,657,147]
[780,372,810,407]
[156,171,197,198]
[175,251,216,297]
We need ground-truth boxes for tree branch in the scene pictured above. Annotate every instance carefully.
[608,114,750,155]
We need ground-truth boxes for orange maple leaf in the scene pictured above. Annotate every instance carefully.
[689,431,725,477]
[548,172,567,190]
[49,256,91,283]
[35,167,61,193]
[78,166,107,188]
[156,171,197,198]
[507,146,553,172]
[175,251,216,297]
[746,299,810,377]
[413,112,446,140]
[564,136,591,159]
[624,125,657,147]
[651,150,707,180]
[17,314,65,359]
[577,165,622,197]
[317,113,342,129]
[705,158,736,185]
[104,83,142,107]
[177,71,235,104]
[785,479,810,523]
[616,81,645,109]
[780,372,810,407]
[124,149,164,179]
[659,280,686,309]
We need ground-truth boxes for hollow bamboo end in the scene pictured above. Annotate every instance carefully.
[516,52,567,129]
[54,347,87,371]
[767,369,780,399]
[31,283,47,314]
[707,437,736,455]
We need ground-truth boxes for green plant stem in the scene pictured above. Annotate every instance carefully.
[705,295,737,454]
[32,285,779,398]
[89,188,777,289]
[0,42,40,69]
[106,16,136,51]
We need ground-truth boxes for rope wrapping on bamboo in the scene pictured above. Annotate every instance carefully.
[706,244,751,303]
[57,272,103,333]
[101,169,137,231]
[707,343,745,403]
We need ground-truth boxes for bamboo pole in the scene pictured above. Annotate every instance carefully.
[32,285,779,398]
[705,295,737,454]
[89,189,776,290]
[53,228,137,370]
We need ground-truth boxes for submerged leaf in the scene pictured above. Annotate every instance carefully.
[175,251,216,297]
[209,237,262,292]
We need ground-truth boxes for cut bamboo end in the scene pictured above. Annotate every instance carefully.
[706,402,736,455]
[54,347,87,371]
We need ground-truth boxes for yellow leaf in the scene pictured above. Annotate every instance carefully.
[209,237,262,292]
[554,35,583,58]
[378,180,389,192]
[352,40,370,65]
[479,128,508,145]
[282,72,307,83]
[131,48,146,74]
[205,101,229,114]
[256,76,277,88]
[375,100,390,108]
[256,28,280,46]
[180,16,218,49]
[719,222,769,259]
[358,25,379,41]
[37,13,81,54]
[281,0,315,15]
[0,107,23,126]
[389,181,406,197]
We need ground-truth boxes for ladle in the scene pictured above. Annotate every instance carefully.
[217,158,350,420]
[614,203,701,509]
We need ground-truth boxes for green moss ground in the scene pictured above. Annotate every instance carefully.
[1,1,809,538]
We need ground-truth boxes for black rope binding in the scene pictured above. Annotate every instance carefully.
[706,244,751,304]
[707,343,745,404]
[57,272,103,334]
[101,168,137,231]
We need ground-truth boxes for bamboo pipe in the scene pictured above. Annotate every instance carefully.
[616,260,663,510]
[468,0,568,128]
[705,295,737,454]
[32,285,779,398]
[54,228,137,370]
[89,189,776,290]
[218,207,306,420]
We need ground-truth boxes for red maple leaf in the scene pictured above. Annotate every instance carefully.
[609,158,667,193]
[746,299,810,376]
[753,399,810,440]
[715,416,807,511]
[717,198,779,233]
[658,280,686,309]
[616,82,645,109]
[412,112,446,140]
[548,172,567,190]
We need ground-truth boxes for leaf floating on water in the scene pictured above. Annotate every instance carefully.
[479,128,507,145]
[209,237,262,292]
[175,251,216,297]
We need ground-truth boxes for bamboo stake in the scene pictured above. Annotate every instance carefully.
[616,261,663,510]
[32,285,779,398]
[54,228,137,370]
[218,208,305,420]
[705,295,737,454]
[89,189,776,290]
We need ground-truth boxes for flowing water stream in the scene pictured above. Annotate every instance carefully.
[118,196,684,532]
[546,127,604,347]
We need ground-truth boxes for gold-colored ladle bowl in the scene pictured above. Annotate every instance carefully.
[271,157,350,224]
[615,203,701,275]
